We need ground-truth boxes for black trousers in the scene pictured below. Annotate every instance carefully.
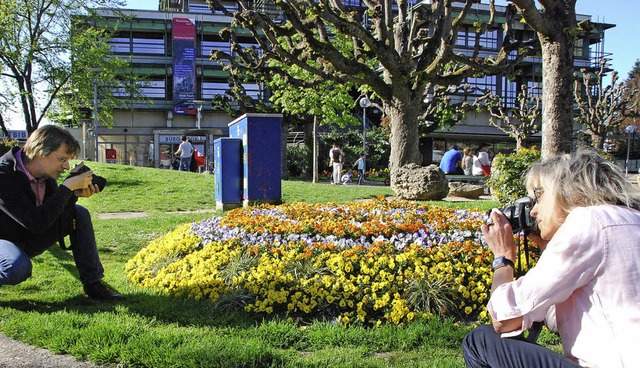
[462,324,582,368]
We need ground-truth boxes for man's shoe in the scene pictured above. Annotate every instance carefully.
[83,281,125,301]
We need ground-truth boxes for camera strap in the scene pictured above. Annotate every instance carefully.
[514,231,532,275]
[56,204,77,251]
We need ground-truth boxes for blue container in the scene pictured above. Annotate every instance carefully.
[228,113,283,206]
[213,137,243,210]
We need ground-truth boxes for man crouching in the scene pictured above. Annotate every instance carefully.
[0,125,123,300]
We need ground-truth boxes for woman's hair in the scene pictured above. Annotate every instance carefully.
[462,147,471,169]
[22,125,80,160]
[525,147,640,213]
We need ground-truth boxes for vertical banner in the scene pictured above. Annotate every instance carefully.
[172,17,196,115]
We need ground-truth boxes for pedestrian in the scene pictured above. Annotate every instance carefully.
[353,153,366,185]
[439,144,463,175]
[175,135,194,171]
[0,125,123,300]
[462,147,474,176]
[329,143,344,185]
[463,148,640,367]
[477,143,492,176]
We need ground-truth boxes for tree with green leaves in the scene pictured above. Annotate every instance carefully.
[574,59,639,150]
[0,0,144,135]
[270,67,357,182]
[208,0,537,187]
[475,84,541,150]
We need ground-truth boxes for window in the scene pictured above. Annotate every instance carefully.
[455,27,498,50]
[478,29,498,50]
[202,82,229,99]
[132,37,165,55]
[201,81,262,100]
[465,75,497,95]
[202,40,231,57]
[189,3,213,13]
[109,37,131,54]
[112,80,166,99]
[574,38,585,58]
[456,30,470,47]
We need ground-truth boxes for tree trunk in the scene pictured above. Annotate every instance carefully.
[312,116,318,183]
[591,133,605,150]
[386,96,422,187]
[539,39,575,159]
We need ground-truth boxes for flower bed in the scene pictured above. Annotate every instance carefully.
[126,197,535,326]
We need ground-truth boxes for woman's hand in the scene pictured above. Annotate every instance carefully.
[481,209,517,260]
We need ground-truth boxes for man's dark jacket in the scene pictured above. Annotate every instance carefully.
[0,147,77,257]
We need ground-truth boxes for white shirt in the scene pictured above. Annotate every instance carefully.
[472,156,484,176]
[488,205,640,367]
[176,141,193,158]
[478,151,491,166]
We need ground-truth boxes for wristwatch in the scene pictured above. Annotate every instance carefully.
[492,256,515,272]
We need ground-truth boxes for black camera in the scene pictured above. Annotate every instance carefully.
[486,197,535,233]
[67,164,107,191]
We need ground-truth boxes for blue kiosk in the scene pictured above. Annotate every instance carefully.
[228,113,283,207]
[213,137,243,210]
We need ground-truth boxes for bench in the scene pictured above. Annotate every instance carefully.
[445,174,487,185]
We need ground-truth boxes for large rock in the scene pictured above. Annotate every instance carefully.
[392,163,449,200]
[448,182,485,199]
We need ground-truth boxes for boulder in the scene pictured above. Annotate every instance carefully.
[392,163,449,200]
[448,182,485,199]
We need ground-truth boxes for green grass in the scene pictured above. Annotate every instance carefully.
[0,162,511,367]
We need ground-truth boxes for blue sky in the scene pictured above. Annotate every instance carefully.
[123,0,639,79]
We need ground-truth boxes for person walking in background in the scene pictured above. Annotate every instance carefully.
[439,144,463,175]
[329,143,344,185]
[462,147,474,176]
[0,125,123,300]
[477,143,492,176]
[175,136,194,172]
[353,153,366,185]
[463,148,640,367]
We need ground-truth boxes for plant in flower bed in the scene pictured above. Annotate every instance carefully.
[127,197,536,326]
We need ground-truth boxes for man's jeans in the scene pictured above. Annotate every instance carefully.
[463,324,582,368]
[179,157,192,171]
[0,205,105,286]
[357,169,364,185]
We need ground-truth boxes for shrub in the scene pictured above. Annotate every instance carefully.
[286,145,311,177]
[487,147,541,206]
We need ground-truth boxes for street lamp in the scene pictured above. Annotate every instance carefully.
[359,95,371,154]
[193,100,206,129]
[90,68,102,162]
[625,125,638,176]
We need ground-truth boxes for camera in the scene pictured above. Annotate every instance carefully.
[67,164,107,191]
[486,197,535,233]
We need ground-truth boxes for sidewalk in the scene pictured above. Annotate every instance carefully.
[0,333,104,368]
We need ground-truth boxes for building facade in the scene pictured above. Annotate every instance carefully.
[87,0,613,168]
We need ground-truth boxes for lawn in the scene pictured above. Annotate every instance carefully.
[0,162,541,368]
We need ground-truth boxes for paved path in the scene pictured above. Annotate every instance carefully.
[0,333,106,368]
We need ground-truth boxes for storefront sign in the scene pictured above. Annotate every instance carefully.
[0,130,28,140]
[158,134,206,144]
